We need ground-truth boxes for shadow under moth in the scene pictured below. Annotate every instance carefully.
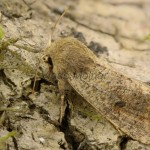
[46,37,150,145]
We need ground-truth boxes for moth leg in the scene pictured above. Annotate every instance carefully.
[108,119,124,136]
[60,94,66,123]
[58,79,67,124]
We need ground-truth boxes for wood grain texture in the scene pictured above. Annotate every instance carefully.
[47,37,150,145]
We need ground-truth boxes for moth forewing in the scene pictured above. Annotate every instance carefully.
[48,37,150,145]
[67,64,150,145]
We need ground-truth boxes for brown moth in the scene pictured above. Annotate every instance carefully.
[47,37,150,145]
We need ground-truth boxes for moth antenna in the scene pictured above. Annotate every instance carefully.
[34,9,68,94]
[32,61,40,94]
[48,8,68,46]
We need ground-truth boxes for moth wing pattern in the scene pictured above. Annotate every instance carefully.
[67,63,150,145]
[48,37,150,145]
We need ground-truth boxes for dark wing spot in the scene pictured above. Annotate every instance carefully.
[114,101,126,108]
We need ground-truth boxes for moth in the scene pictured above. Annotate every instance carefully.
[46,37,150,145]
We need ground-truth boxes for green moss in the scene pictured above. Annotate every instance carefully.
[0,112,6,127]
[0,37,37,76]
[0,38,19,51]
[0,131,16,150]
[0,38,19,64]
[78,109,102,121]
[0,26,4,40]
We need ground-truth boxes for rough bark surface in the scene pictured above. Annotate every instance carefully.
[0,0,150,150]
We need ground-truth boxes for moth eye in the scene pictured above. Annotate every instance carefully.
[48,57,53,70]
[42,55,48,62]
[114,101,126,108]
[48,57,53,66]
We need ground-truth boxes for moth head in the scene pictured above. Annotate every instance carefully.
[47,37,97,78]
[45,9,97,78]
